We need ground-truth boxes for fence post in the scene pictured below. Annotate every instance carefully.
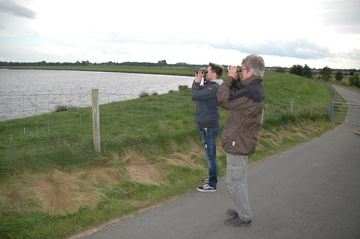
[327,100,333,121]
[92,89,101,153]
[310,100,314,117]
[290,99,294,114]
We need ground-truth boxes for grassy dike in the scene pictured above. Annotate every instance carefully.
[0,67,343,239]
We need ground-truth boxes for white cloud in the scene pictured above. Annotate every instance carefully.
[0,0,359,69]
[0,0,36,18]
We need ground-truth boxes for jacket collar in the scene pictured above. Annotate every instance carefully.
[242,75,263,87]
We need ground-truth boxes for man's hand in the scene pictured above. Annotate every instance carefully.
[228,66,240,79]
[194,71,204,84]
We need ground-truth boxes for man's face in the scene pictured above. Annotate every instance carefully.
[241,65,252,80]
[205,66,215,80]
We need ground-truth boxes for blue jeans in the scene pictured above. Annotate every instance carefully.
[199,125,220,188]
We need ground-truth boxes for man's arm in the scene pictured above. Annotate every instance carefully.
[217,76,234,110]
[217,76,249,110]
[192,82,219,101]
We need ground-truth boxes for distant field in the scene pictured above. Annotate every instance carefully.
[0,65,203,77]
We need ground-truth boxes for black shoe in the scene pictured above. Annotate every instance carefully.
[225,216,252,227]
[227,209,239,217]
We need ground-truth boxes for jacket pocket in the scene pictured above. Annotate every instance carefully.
[221,126,240,153]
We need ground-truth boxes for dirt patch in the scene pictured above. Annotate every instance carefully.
[123,152,166,186]
[0,152,168,216]
[0,168,121,216]
[165,151,204,169]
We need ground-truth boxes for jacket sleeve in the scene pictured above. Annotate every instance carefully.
[217,76,239,110]
[217,76,247,110]
[191,81,219,101]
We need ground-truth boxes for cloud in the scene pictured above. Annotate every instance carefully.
[347,48,360,62]
[0,0,37,19]
[0,0,358,69]
[200,38,331,61]
[251,39,332,60]
[316,0,360,33]
[96,33,332,61]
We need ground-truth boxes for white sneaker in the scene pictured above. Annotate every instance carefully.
[197,184,216,192]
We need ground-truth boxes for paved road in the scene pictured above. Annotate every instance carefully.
[79,86,360,239]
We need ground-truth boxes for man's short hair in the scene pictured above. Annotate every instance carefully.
[242,54,265,78]
[209,62,224,78]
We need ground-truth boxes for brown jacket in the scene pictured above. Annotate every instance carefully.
[217,75,265,155]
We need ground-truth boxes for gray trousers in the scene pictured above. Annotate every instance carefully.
[226,153,252,221]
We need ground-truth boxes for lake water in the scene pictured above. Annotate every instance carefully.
[0,69,194,121]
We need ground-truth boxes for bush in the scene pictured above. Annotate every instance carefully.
[53,105,76,112]
[349,74,360,88]
[139,91,149,97]
[319,66,332,82]
[289,64,313,79]
[303,64,313,79]
[275,67,285,73]
[335,71,343,81]
[178,85,189,91]
[290,64,303,76]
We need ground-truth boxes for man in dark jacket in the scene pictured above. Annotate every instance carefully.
[191,62,223,192]
[217,54,265,226]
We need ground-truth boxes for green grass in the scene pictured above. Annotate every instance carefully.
[0,68,344,239]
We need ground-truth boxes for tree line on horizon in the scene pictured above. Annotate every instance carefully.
[0,60,207,68]
[283,64,360,88]
[0,60,358,72]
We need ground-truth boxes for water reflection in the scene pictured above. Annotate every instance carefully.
[0,69,193,121]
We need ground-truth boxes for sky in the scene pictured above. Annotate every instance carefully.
[0,0,359,69]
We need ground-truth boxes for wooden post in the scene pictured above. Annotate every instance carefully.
[92,89,101,153]
[310,100,314,117]
[290,99,294,114]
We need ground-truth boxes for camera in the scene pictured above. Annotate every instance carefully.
[195,69,208,74]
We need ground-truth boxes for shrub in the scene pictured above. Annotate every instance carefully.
[349,74,360,88]
[139,91,149,98]
[178,85,189,91]
[290,64,303,76]
[53,105,76,112]
[335,71,343,81]
[319,66,332,82]
[303,64,313,79]
[275,67,285,73]
[289,64,313,79]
